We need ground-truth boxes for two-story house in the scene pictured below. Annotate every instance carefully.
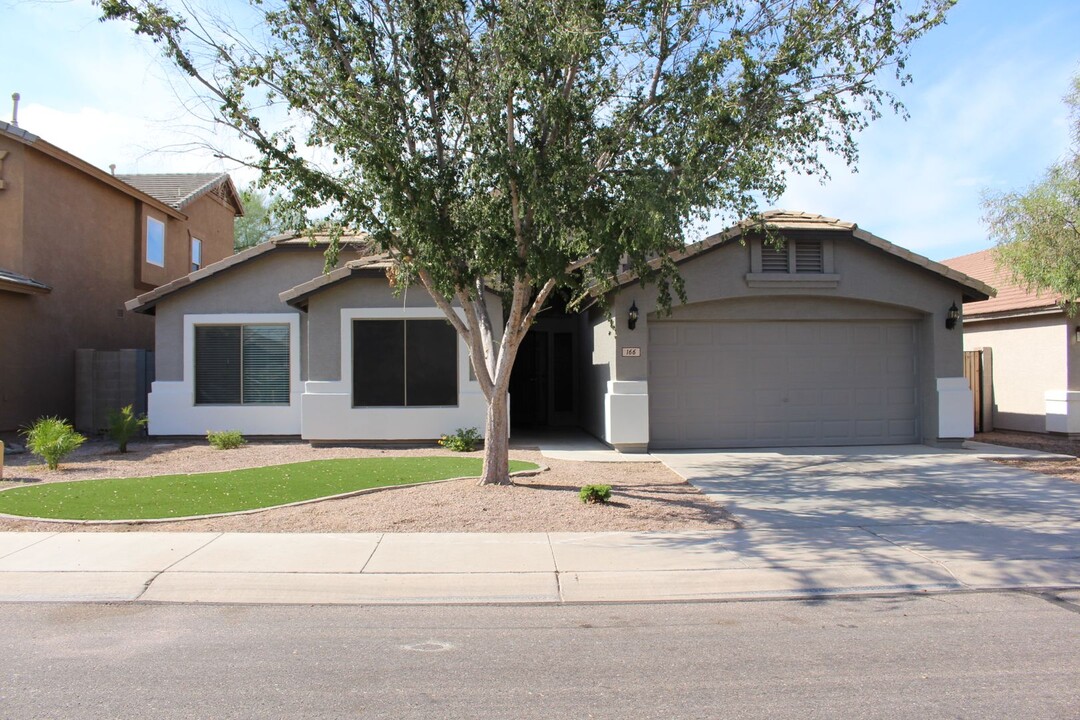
[0,120,243,431]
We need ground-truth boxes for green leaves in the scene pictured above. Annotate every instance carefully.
[985,75,1080,313]
[100,0,952,310]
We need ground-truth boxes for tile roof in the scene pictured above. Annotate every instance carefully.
[0,267,51,295]
[126,232,372,314]
[941,248,1060,318]
[601,210,995,302]
[116,173,237,211]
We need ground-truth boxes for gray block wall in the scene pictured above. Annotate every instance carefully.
[75,349,154,434]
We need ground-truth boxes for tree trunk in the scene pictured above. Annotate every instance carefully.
[478,390,511,485]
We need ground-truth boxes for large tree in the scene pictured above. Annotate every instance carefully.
[985,74,1080,312]
[101,0,954,484]
[233,186,280,251]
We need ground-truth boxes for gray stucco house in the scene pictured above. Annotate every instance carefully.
[126,211,993,451]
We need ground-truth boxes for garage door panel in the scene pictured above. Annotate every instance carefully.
[649,324,680,346]
[648,320,918,449]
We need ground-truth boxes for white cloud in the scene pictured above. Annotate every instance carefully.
[707,2,1080,260]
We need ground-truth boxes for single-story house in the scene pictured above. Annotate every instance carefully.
[943,248,1079,436]
[127,211,992,451]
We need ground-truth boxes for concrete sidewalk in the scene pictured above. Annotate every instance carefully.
[3,528,1079,605]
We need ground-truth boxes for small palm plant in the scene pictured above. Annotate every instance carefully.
[107,405,148,453]
[22,417,86,470]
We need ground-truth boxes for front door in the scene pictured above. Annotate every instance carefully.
[509,320,578,428]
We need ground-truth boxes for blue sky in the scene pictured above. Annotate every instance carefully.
[2,0,1078,260]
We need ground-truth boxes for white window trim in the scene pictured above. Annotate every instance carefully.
[335,307,476,406]
[146,216,166,268]
[183,313,302,406]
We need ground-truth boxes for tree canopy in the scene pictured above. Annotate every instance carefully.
[985,74,1080,313]
[101,0,955,483]
[233,186,280,251]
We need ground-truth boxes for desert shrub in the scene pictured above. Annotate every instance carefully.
[438,427,482,452]
[107,405,148,453]
[207,429,247,450]
[579,484,613,504]
[22,416,86,470]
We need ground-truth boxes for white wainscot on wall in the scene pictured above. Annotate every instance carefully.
[147,313,303,436]
[300,307,491,441]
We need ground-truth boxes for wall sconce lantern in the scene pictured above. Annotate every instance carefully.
[945,302,960,330]
[1075,326,1080,343]
[628,301,639,331]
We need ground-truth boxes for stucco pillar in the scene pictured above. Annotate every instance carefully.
[936,377,973,439]
[604,380,649,452]
[1045,390,1080,435]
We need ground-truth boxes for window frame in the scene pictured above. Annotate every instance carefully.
[351,318,459,408]
[146,216,166,267]
[191,237,203,272]
[187,317,297,407]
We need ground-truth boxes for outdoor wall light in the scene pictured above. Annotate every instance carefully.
[628,301,639,331]
[945,302,960,330]
[1075,326,1080,343]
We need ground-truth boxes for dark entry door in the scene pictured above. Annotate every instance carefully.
[510,323,577,427]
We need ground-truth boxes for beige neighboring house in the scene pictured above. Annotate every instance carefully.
[943,248,1080,436]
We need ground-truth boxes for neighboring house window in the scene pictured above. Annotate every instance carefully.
[761,240,824,273]
[146,217,166,267]
[195,325,290,405]
[353,319,457,407]
[191,238,203,272]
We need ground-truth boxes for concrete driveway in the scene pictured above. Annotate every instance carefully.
[654,445,1080,589]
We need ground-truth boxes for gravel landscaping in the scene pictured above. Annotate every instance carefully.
[0,439,736,532]
[976,430,1080,485]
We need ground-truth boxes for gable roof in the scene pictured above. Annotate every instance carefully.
[0,121,185,220]
[601,210,994,302]
[941,247,1060,318]
[125,232,372,314]
[279,253,394,309]
[0,267,51,295]
[117,173,244,216]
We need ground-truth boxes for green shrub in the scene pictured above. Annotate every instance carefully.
[207,429,247,450]
[438,427,482,452]
[107,405,148,453]
[22,417,86,470]
[579,484,613,504]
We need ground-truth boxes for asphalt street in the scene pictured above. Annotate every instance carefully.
[2,590,1078,719]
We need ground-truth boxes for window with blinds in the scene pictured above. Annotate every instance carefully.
[353,319,457,407]
[195,324,290,405]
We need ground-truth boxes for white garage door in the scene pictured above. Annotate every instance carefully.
[648,320,918,449]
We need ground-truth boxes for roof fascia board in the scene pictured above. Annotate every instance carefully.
[962,305,1064,323]
[0,278,51,295]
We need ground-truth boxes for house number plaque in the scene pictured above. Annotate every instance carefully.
[621,347,641,357]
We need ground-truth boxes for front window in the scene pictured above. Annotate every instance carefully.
[195,324,290,405]
[191,237,203,272]
[352,319,457,407]
[146,217,166,267]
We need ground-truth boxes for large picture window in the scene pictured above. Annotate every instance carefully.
[352,319,457,407]
[195,324,290,405]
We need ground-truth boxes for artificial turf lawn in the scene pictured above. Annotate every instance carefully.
[0,457,539,521]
